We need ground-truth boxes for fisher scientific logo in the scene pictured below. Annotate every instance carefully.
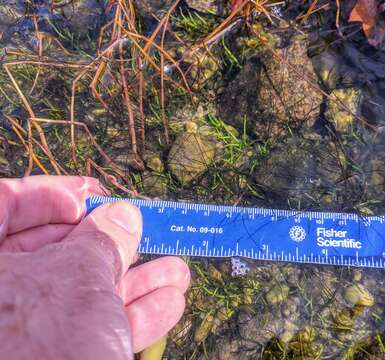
[289,226,306,242]
[316,228,362,249]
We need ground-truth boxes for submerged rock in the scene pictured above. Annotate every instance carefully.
[368,159,385,194]
[135,0,175,17]
[238,310,281,345]
[0,0,106,56]
[216,56,259,132]
[185,0,226,14]
[252,135,343,209]
[218,37,323,139]
[57,0,105,37]
[168,122,219,184]
[266,284,289,305]
[235,23,280,58]
[145,152,164,173]
[309,35,385,91]
[141,172,168,198]
[183,48,220,90]
[325,88,361,133]
[343,284,374,307]
[0,0,25,33]
[212,338,241,360]
[252,127,385,212]
[309,34,385,127]
[256,37,323,134]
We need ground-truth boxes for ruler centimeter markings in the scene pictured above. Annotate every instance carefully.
[86,196,385,269]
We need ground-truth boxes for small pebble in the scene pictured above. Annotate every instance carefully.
[343,284,374,307]
[266,284,289,305]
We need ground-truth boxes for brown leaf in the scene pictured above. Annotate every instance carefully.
[348,0,385,47]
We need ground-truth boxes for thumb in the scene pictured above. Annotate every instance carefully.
[64,201,142,280]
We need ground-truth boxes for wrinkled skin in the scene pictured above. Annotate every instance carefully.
[0,176,190,360]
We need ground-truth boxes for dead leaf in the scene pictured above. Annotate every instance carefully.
[348,0,385,47]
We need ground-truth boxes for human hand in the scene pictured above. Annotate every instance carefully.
[0,176,190,359]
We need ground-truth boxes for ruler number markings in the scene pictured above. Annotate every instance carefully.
[87,196,385,269]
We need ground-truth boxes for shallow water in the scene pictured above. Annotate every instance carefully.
[2,0,385,358]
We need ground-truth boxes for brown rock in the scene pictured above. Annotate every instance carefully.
[218,37,322,140]
[256,37,322,136]
[168,128,217,184]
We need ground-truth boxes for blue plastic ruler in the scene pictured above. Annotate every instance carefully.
[86,196,385,269]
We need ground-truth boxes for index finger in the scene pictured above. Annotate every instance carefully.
[0,175,107,239]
